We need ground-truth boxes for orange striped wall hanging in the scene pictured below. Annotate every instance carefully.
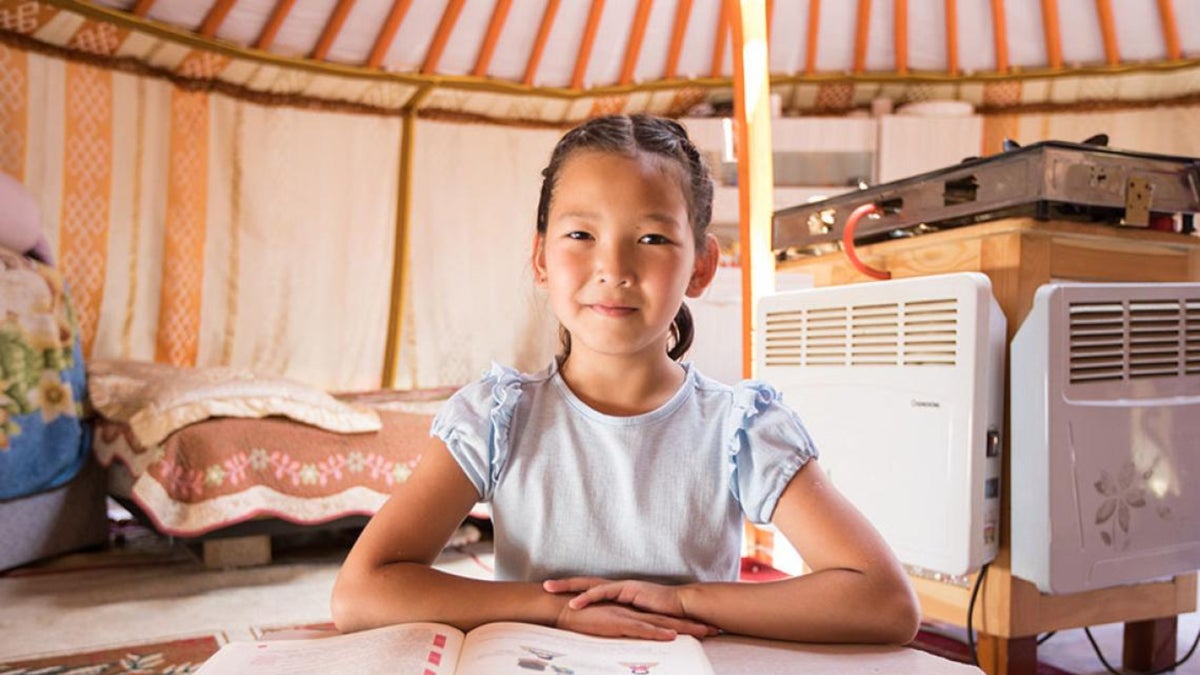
[155,88,208,367]
[58,62,113,358]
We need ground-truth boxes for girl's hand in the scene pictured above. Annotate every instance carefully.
[544,577,717,638]
[553,600,715,641]
[544,577,686,615]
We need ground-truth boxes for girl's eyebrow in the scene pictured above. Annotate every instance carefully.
[641,212,684,228]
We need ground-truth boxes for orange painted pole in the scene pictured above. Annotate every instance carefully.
[727,0,774,379]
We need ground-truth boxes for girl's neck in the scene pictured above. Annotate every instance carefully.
[558,353,685,417]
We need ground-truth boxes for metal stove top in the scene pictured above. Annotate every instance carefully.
[772,140,1200,259]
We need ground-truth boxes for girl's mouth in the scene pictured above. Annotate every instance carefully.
[590,304,637,317]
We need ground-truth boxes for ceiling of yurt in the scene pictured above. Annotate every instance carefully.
[3,0,1199,123]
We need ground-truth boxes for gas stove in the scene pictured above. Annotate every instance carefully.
[772,141,1200,259]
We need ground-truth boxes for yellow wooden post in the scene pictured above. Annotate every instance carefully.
[382,85,433,388]
[726,0,774,379]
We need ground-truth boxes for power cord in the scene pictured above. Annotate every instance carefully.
[966,562,990,666]
[1083,622,1200,675]
[963,564,1199,674]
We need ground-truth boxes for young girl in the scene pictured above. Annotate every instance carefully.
[332,114,920,645]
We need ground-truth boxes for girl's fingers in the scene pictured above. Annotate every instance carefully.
[566,584,620,609]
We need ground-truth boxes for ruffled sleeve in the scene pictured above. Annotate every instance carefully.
[727,381,819,524]
[430,363,524,501]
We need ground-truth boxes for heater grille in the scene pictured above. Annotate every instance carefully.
[1069,298,1200,382]
[763,297,958,367]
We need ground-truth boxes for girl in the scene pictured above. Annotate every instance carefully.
[332,114,920,645]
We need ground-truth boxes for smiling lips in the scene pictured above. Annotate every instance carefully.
[589,303,637,317]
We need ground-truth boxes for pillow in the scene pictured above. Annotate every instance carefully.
[87,360,381,446]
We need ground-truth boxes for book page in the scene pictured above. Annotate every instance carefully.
[458,622,715,675]
[195,622,464,675]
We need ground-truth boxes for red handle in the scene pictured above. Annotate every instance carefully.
[842,203,891,280]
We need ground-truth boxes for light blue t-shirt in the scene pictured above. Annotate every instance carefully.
[431,360,818,584]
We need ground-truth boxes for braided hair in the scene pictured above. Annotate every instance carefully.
[536,114,715,361]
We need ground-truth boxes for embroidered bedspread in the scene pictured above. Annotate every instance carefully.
[0,248,90,500]
[93,408,435,536]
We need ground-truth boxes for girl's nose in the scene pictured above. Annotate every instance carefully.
[596,244,634,286]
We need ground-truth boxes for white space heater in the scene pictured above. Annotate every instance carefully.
[756,272,1005,577]
[1011,281,1200,594]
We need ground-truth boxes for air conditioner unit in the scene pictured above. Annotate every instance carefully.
[1011,281,1200,594]
[756,272,1005,577]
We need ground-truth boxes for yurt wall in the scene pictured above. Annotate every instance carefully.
[4,3,1200,392]
[2,44,564,391]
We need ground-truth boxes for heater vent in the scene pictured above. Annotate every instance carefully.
[762,298,958,367]
[850,303,900,365]
[1188,300,1200,375]
[1069,298,1200,383]
[903,298,958,366]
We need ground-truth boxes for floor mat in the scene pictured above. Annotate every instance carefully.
[909,626,1077,675]
[0,634,224,674]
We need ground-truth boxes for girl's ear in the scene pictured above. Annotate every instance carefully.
[685,233,720,298]
[532,233,549,287]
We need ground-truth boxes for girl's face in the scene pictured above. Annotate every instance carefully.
[534,150,715,363]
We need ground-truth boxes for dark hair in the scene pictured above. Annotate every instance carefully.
[536,114,714,361]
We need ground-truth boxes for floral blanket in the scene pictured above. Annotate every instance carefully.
[0,248,90,499]
[94,409,435,536]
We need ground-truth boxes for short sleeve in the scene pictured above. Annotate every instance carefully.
[728,381,819,524]
[430,363,524,501]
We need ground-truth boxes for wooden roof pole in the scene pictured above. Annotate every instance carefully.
[727,0,773,379]
[473,0,513,77]
[895,0,909,74]
[571,0,607,90]
[989,0,1009,72]
[1095,0,1118,66]
[312,0,357,61]
[423,0,466,74]
[1041,0,1062,69]
[853,0,871,73]
[523,0,561,86]
[619,0,655,85]
[664,0,693,78]
[131,0,156,17]
[256,0,297,51]
[199,0,237,38]
[1156,0,1181,61]
[945,0,959,75]
[367,0,414,68]
[711,0,729,77]
[804,0,821,74]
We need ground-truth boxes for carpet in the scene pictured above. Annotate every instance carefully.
[909,627,1077,675]
[0,634,223,674]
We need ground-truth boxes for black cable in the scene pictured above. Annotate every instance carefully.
[966,562,990,666]
[1083,621,1200,675]
[1037,631,1057,645]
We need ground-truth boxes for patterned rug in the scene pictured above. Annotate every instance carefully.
[909,628,1077,675]
[0,634,223,674]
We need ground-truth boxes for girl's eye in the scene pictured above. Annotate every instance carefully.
[566,231,593,241]
[638,234,672,245]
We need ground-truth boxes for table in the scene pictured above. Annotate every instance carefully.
[704,635,982,673]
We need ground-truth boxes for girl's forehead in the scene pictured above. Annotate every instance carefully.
[555,149,689,196]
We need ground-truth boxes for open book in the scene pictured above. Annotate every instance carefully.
[196,621,715,675]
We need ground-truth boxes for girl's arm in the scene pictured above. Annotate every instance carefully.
[331,440,715,639]
[546,459,922,644]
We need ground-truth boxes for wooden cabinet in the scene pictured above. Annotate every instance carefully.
[777,218,1200,675]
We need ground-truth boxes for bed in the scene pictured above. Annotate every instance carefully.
[87,359,457,566]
